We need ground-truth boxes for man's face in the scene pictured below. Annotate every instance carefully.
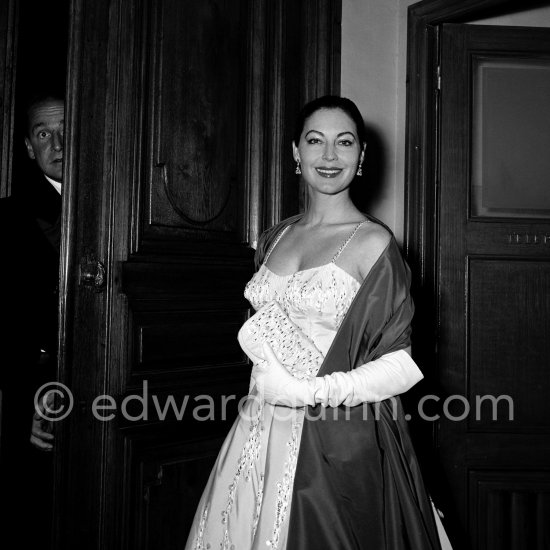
[24,98,64,183]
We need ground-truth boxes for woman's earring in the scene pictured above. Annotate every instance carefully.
[295,159,302,175]
[356,163,363,177]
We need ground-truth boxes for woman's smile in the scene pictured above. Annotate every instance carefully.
[315,166,343,178]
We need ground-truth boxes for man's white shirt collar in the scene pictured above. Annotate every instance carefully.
[44,175,62,195]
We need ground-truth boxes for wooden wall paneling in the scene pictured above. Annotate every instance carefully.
[467,257,550,433]
[144,1,247,244]
[56,0,158,546]
[124,407,243,549]
[128,300,250,382]
[300,0,341,102]
[243,0,267,248]
[469,470,550,550]
[55,0,113,545]
[132,0,293,254]
[264,0,287,229]
[92,0,144,547]
[0,0,17,198]
[130,434,227,550]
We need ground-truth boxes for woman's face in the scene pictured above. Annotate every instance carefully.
[293,107,364,196]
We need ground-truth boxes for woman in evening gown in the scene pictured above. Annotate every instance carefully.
[185,96,449,550]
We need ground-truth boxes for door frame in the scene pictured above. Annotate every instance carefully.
[403,0,550,381]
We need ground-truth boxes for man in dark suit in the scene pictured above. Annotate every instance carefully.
[0,92,63,546]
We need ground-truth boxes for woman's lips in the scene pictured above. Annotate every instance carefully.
[315,167,343,178]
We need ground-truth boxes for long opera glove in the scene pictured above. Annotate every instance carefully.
[254,344,423,408]
[313,349,424,407]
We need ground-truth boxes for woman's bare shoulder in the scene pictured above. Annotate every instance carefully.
[359,220,391,242]
[353,222,392,279]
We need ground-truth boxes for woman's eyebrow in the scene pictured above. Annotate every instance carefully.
[336,131,356,138]
[304,130,357,138]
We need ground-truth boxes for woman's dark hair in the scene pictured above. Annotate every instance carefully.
[292,95,367,146]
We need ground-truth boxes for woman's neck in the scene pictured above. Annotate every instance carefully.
[300,190,363,226]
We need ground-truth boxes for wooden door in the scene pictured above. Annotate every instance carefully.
[54,1,341,549]
[437,23,550,549]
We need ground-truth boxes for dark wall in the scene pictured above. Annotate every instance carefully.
[12,0,68,197]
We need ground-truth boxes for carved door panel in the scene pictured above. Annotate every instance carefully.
[437,24,550,549]
[55,1,340,549]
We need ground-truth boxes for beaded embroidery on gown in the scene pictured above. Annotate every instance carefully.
[185,222,366,550]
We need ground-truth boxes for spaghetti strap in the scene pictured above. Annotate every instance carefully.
[331,220,369,263]
[263,224,292,264]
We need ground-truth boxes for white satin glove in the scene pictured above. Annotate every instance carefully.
[251,343,317,407]
[313,349,424,407]
[253,344,423,408]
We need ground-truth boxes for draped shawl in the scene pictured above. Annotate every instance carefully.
[255,215,441,550]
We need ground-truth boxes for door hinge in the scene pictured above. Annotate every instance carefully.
[436,64,441,90]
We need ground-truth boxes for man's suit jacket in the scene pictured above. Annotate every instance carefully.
[0,168,61,460]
